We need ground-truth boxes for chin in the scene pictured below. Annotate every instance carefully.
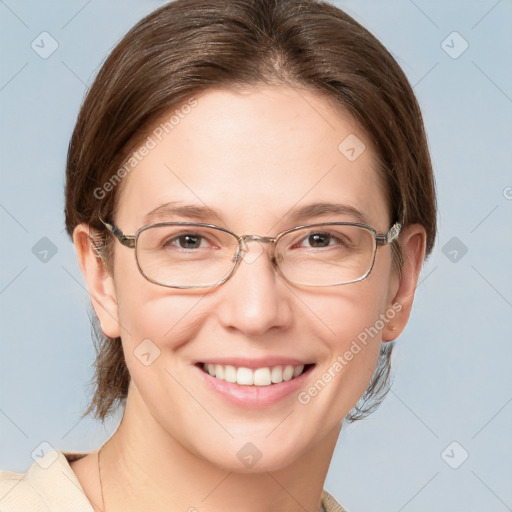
[193,430,313,474]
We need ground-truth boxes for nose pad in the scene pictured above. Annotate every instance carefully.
[240,239,265,264]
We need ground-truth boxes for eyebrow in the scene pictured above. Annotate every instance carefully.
[142,201,369,227]
[143,202,218,224]
[287,202,369,225]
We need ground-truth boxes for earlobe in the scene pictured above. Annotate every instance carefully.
[72,223,121,339]
[382,224,427,342]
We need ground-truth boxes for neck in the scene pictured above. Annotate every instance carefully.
[98,385,339,512]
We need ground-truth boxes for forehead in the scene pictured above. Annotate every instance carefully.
[115,85,390,232]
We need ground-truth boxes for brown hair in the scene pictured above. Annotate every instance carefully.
[65,0,436,422]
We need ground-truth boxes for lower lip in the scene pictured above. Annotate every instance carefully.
[195,364,314,408]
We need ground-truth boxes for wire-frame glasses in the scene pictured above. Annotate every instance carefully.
[99,217,402,289]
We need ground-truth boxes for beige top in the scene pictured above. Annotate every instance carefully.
[0,450,348,512]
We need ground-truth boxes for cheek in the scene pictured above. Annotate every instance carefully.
[115,284,211,421]
[117,287,206,350]
[302,277,392,416]
[310,274,390,352]
[112,249,207,356]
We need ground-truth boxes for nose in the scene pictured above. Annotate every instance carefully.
[214,239,293,337]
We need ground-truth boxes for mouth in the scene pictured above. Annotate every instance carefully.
[196,362,315,386]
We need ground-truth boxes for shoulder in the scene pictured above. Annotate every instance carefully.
[0,449,94,512]
[321,489,349,512]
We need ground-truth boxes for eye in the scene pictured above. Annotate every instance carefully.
[165,233,211,250]
[296,231,348,249]
[304,232,335,248]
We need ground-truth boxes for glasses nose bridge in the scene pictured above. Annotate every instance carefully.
[237,234,278,260]
[240,234,276,245]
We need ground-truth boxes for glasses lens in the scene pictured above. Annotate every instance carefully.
[136,225,239,287]
[276,224,376,286]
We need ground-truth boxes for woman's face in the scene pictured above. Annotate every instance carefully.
[103,85,401,471]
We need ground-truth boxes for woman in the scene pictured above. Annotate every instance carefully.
[0,0,436,510]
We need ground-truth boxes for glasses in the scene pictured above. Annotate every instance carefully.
[99,217,402,289]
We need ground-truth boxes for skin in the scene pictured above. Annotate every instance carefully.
[71,85,426,512]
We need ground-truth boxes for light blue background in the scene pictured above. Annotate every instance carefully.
[1,1,511,510]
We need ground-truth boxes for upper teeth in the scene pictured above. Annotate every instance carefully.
[202,363,305,386]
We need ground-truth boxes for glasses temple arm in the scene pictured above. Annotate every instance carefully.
[375,222,402,246]
[99,216,136,248]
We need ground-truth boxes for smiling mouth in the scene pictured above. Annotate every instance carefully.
[197,362,314,386]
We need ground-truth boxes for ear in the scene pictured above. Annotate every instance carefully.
[72,223,121,338]
[382,224,427,342]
